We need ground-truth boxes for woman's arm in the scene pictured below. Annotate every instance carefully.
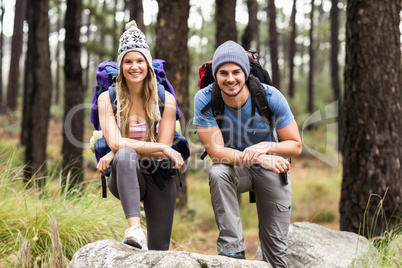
[97,91,183,167]
[97,151,115,173]
[139,91,177,159]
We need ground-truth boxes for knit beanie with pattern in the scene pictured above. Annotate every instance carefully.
[117,20,153,69]
[115,20,161,129]
[212,40,250,80]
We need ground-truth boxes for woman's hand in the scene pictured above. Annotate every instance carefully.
[162,146,184,169]
[97,151,115,174]
[257,154,290,174]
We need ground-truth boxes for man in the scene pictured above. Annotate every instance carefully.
[193,40,302,268]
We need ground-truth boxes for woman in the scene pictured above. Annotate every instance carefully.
[96,21,183,251]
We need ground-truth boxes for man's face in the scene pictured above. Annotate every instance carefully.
[215,63,246,98]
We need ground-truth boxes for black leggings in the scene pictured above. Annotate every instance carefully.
[108,147,177,250]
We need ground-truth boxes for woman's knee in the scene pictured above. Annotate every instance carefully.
[114,147,138,164]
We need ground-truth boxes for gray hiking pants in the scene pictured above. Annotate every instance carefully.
[108,147,177,250]
[209,163,292,268]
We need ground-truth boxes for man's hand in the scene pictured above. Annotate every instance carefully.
[97,151,115,174]
[257,154,290,174]
[240,143,271,166]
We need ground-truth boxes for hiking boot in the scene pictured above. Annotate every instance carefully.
[218,250,246,260]
[122,225,148,250]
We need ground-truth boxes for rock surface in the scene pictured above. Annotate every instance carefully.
[68,239,268,268]
[68,222,378,268]
[255,222,378,268]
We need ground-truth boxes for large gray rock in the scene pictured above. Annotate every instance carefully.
[68,222,378,268]
[68,239,269,268]
[254,222,378,268]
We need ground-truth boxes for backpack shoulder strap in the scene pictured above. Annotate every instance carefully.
[248,75,276,142]
[200,82,224,127]
[199,82,225,160]
[211,82,225,128]
[158,83,165,116]
[200,101,212,114]
[153,83,165,137]
[108,85,117,115]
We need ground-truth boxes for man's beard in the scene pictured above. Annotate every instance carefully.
[220,83,245,97]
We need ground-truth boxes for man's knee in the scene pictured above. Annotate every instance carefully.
[209,164,234,187]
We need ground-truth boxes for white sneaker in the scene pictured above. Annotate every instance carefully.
[122,225,148,250]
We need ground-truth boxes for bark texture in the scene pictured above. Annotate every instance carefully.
[340,0,401,236]
[155,0,190,209]
[241,0,259,51]
[6,0,27,111]
[215,0,237,47]
[62,0,84,188]
[21,0,53,183]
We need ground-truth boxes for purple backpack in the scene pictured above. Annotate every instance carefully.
[90,60,190,197]
[152,59,181,120]
[90,59,181,130]
[90,61,119,131]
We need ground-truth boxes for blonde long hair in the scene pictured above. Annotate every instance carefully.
[115,61,160,142]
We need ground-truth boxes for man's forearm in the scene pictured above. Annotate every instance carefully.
[261,141,302,158]
[207,147,245,166]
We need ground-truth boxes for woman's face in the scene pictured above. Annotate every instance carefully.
[121,51,148,85]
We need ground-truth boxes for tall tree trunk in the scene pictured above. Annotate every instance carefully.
[85,0,93,91]
[318,0,325,17]
[215,0,237,47]
[21,0,53,184]
[6,0,27,111]
[62,0,84,189]
[128,0,144,32]
[0,0,4,113]
[99,0,107,60]
[241,0,259,51]
[340,0,401,237]
[330,0,341,151]
[288,0,297,98]
[307,0,315,114]
[155,0,190,210]
[268,0,280,90]
[113,0,119,55]
[54,0,62,105]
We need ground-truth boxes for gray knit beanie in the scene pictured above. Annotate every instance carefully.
[212,40,250,80]
[115,20,161,130]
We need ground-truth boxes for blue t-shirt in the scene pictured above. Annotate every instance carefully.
[193,83,294,151]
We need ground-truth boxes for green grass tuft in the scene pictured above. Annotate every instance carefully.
[0,146,127,267]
